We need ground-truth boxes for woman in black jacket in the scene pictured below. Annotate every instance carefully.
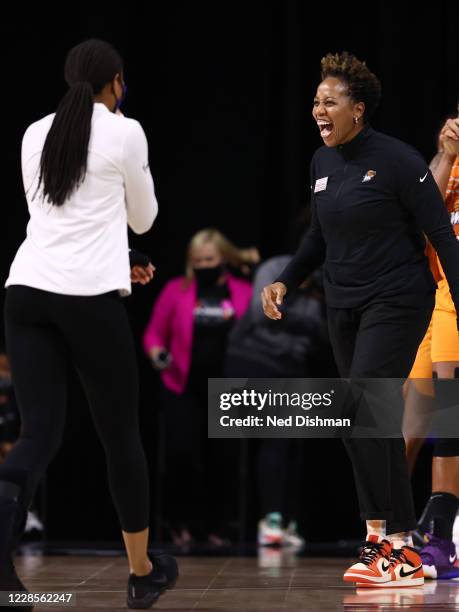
[262,52,459,588]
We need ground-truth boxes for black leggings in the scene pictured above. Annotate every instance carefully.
[328,293,435,534]
[1,285,149,533]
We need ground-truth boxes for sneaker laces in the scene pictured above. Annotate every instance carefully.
[390,547,407,566]
[360,541,384,566]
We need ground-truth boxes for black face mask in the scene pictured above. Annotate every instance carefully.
[194,265,224,287]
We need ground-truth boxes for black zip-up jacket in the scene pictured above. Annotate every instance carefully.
[276,124,459,315]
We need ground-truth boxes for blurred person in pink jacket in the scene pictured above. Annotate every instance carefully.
[143,229,253,547]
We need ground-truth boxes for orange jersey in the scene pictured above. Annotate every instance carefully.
[438,154,459,252]
[409,156,459,379]
[435,156,459,312]
[425,155,459,283]
[447,155,459,219]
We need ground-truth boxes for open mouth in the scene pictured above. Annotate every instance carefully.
[317,120,334,139]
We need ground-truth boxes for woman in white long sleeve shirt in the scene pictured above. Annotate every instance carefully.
[0,39,177,610]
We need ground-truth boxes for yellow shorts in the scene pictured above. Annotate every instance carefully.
[410,319,433,380]
[432,277,459,362]
[409,282,459,394]
[409,319,434,395]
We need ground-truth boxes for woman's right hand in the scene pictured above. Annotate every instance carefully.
[261,282,287,320]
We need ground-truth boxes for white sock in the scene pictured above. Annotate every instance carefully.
[388,532,413,549]
[366,520,386,540]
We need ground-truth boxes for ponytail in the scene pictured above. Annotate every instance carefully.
[39,82,93,207]
[37,39,124,207]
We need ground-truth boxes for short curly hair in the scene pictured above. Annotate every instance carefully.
[320,51,381,121]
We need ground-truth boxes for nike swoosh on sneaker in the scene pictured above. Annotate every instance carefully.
[381,562,390,572]
[399,564,422,578]
[450,554,457,564]
[419,173,428,182]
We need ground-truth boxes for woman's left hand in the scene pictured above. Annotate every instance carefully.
[131,263,155,285]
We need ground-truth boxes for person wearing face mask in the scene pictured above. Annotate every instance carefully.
[261,52,459,588]
[143,229,252,547]
[0,39,178,610]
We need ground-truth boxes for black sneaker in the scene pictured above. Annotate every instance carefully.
[0,483,31,611]
[152,554,178,589]
[0,562,33,612]
[127,554,178,609]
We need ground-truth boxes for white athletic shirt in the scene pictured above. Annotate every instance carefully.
[5,103,158,297]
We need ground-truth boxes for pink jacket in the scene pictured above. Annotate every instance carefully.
[143,274,252,394]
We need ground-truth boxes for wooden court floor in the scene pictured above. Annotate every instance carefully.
[13,552,459,610]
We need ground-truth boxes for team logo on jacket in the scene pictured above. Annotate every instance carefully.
[362,170,376,183]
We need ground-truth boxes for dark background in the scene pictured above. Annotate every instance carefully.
[0,2,457,544]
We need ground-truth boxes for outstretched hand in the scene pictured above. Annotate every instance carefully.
[261,282,287,320]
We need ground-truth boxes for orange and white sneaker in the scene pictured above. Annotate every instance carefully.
[386,546,424,587]
[357,545,424,588]
[343,534,392,585]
